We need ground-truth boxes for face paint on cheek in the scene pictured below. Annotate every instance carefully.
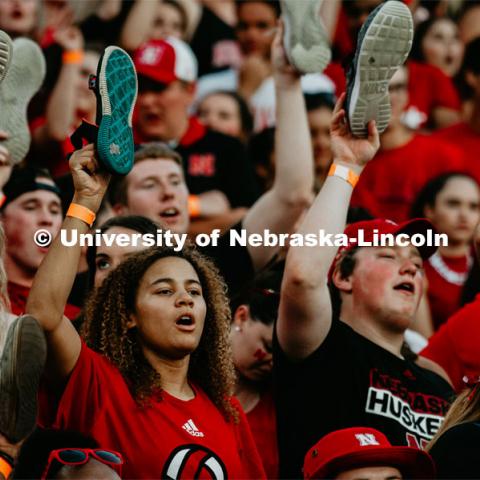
[254,348,267,361]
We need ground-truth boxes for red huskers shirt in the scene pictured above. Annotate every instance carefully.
[421,295,480,393]
[351,134,465,222]
[39,341,266,479]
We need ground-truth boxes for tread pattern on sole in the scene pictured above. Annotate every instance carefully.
[280,0,331,74]
[97,47,137,175]
[0,31,12,85]
[0,38,46,164]
[347,1,413,137]
[0,316,47,443]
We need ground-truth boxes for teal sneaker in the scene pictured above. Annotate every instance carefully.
[92,46,138,175]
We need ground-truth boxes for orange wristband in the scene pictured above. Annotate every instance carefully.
[0,457,13,479]
[66,203,96,227]
[188,195,201,218]
[328,164,359,188]
[62,50,84,65]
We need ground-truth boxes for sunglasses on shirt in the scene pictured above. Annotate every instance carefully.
[41,448,123,479]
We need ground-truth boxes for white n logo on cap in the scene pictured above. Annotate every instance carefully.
[140,45,164,65]
[355,433,380,446]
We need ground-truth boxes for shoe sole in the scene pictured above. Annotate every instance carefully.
[346,0,413,137]
[96,46,137,175]
[0,315,47,443]
[0,38,45,164]
[0,30,12,85]
[280,0,331,74]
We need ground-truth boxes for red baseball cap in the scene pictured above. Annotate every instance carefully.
[329,218,438,281]
[303,427,435,479]
[133,38,197,85]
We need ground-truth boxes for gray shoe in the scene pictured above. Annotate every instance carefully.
[345,0,413,138]
[0,37,46,165]
[0,30,12,85]
[280,0,331,74]
[0,315,46,443]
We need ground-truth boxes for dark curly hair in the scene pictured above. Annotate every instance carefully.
[82,244,238,421]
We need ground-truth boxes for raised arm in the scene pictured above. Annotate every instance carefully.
[119,0,159,52]
[26,145,110,383]
[277,94,380,360]
[243,24,314,271]
[34,27,85,144]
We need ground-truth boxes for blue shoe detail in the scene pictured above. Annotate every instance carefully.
[96,47,137,175]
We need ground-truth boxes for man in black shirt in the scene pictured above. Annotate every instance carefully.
[275,94,454,478]
[109,28,313,295]
[132,37,259,210]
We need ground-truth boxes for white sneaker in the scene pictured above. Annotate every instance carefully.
[345,0,413,138]
[0,30,12,85]
[0,37,46,164]
[280,0,331,74]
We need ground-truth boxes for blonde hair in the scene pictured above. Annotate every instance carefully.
[427,385,480,451]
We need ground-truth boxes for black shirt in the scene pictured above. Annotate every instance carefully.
[201,221,254,297]
[176,120,259,208]
[190,6,239,77]
[273,319,454,479]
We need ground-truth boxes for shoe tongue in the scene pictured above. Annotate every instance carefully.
[70,120,99,150]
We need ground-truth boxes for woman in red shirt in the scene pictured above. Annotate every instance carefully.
[230,265,283,478]
[411,172,480,332]
[27,145,265,479]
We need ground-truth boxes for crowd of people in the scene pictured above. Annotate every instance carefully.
[0,0,480,478]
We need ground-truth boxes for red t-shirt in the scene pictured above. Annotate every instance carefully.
[246,389,278,479]
[433,122,480,184]
[39,341,266,479]
[7,281,80,320]
[351,134,465,222]
[421,294,480,392]
[404,61,461,129]
[424,254,472,331]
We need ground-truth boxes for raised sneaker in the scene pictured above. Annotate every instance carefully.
[345,0,413,138]
[0,315,47,443]
[0,30,12,85]
[0,38,46,164]
[280,0,331,74]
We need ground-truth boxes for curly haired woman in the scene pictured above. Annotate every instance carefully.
[26,145,265,479]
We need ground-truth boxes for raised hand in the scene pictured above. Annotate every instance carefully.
[330,93,380,168]
[54,25,84,53]
[271,20,300,88]
[69,144,111,212]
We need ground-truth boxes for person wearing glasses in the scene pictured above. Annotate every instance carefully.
[25,145,265,479]
[12,428,122,479]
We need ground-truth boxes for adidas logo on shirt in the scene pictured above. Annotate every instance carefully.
[182,419,204,437]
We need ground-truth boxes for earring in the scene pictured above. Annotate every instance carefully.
[234,326,241,332]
